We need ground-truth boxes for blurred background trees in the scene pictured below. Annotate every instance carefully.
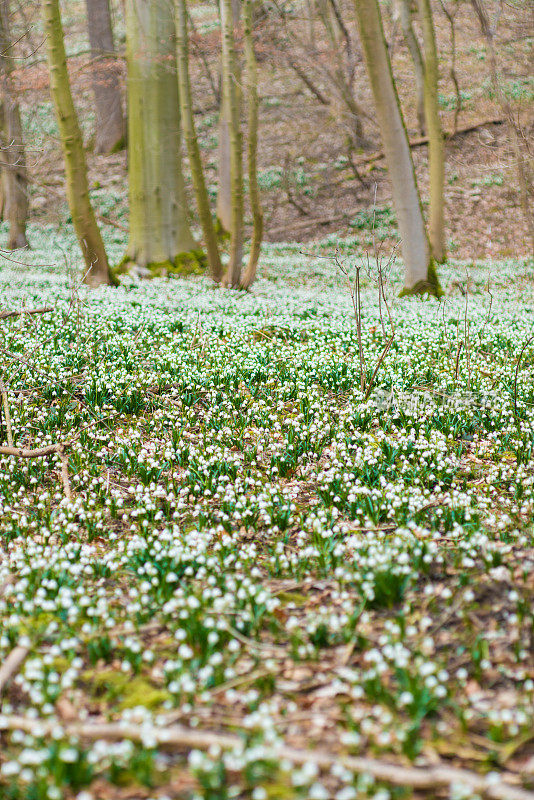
[0,0,530,289]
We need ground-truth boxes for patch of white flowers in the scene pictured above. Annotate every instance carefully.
[0,224,533,797]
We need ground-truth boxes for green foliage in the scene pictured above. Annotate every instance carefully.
[0,225,533,798]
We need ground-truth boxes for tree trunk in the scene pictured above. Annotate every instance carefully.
[417,0,446,263]
[353,0,441,297]
[220,0,244,286]
[240,0,263,289]
[216,0,241,237]
[216,97,232,235]
[43,0,115,287]
[84,0,126,155]
[124,0,200,275]
[175,0,222,283]
[0,0,29,250]
[393,0,426,135]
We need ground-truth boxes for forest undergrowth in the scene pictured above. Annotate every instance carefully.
[0,226,533,799]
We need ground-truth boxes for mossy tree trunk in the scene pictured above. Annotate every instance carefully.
[43,0,115,287]
[239,0,263,290]
[219,0,244,286]
[0,0,29,249]
[84,0,126,155]
[124,0,200,276]
[175,0,222,283]
[417,0,446,263]
[352,0,441,297]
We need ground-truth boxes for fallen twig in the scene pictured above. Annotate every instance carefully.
[0,441,74,500]
[0,377,13,446]
[0,306,53,321]
[353,116,505,169]
[0,443,70,458]
[268,212,346,236]
[0,646,31,697]
[95,213,128,233]
[0,716,531,799]
[58,444,72,501]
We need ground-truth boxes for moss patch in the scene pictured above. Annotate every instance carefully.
[84,669,171,711]
[215,217,231,242]
[109,133,127,154]
[399,260,443,298]
[115,249,206,278]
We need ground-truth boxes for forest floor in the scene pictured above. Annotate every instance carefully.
[1,1,534,799]
[0,227,533,799]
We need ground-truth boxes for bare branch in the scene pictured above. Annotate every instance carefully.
[0,646,30,697]
[0,716,532,799]
[0,306,53,321]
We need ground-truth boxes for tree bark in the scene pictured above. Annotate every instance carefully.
[393,0,426,135]
[417,0,446,263]
[0,0,29,249]
[175,0,222,283]
[43,0,115,287]
[240,0,263,289]
[216,0,241,236]
[353,0,441,296]
[220,0,244,286]
[124,0,200,275]
[84,0,126,155]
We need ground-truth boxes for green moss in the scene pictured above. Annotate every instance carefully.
[84,669,171,710]
[114,253,133,275]
[276,591,308,606]
[215,217,231,242]
[171,249,206,274]
[114,250,206,278]
[51,656,70,673]
[399,259,443,299]
[109,133,127,154]
[118,678,171,710]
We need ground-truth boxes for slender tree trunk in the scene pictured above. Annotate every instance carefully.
[353,0,441,296]
[394,0,426,135]
[417,0,446,263]
[124,0,200,275]
[84,0,126,154]
[220,0,244,286]
[240,0,263,289]
[43,0,115,287]
[216,0,241,236]
[438,0,462,134]
[0,0,29,249]
[216,97,232,235]
[175,0,222,283]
